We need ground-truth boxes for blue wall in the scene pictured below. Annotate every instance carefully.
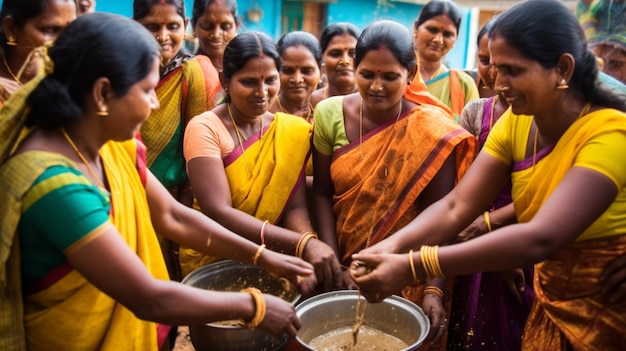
[0,0,472,68]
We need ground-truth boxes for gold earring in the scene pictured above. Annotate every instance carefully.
[96,108,108,116]
[556,78,569,90]
[6,35,17,46]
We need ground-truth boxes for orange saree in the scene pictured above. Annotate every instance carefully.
[331,104,476,263]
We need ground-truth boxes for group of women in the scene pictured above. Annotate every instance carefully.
[0,0,625,350]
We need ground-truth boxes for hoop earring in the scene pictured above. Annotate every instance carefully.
[6,35,17,46]
[556,79,569,90]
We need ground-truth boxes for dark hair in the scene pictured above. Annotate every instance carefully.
[354,20,416,72]
[133,0,186,21]
[25,13,161,128]
[476,18,494,46]
[191,0,238,29]
[415,0,462,33]
[0,0,77,51]
[319,22,361,54]
[277,31,322,69]
[490,0,625,111]
[221,32,280,103]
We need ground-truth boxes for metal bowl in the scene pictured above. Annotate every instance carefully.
[181,260,301,351]
[295,290,429,351]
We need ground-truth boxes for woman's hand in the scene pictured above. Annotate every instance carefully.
[456,213,489,242]
[302,239,343,292]
[349,252,413,303]
[499,268,526,304]
[422,294,447,344]
[601,252,626,303]
[259,250,316,295]
[259,294,302,337]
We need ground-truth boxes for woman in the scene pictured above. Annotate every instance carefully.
[313,20,477,347]
[351,2,626,349]
[449,19,534,351]
[134,0,221,280]
[309,22,360,108]
[183,32,343,292]
[191,0,239,73]
[413,0,479,120]
[0,13,313,350]
[0,0,76,106]
[269,31,322,123]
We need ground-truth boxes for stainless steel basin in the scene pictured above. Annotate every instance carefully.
[295,290,429,350]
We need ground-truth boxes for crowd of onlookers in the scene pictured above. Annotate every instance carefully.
[0,1,624,351]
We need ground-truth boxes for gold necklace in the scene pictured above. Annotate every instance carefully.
[227,103,263,178]
[276,97,314,122]
[531,102,591,168]
[2,56,23,86]
[488,95,499,130]
[359,99,402,160]
[61,128,106,189]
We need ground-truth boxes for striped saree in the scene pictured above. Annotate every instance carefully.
[0,141,169,350]
[331,104,476,263]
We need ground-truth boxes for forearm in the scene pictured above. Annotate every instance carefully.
[159,205,262,264]
[131,279,255,325]
[387,197,478,253]
[488,203,517,231]
[312,193,340,257]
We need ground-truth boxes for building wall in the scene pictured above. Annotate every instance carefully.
[0,0,473,69]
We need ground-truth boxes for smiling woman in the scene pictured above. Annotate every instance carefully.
[412,0,478,120]
[0,0,76,106]
[182,31,343,295]
[133,0,222,280]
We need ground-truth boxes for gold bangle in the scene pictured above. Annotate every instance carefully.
[484,211,492,232]
[295,232,317,258]
[252,244,265,266]
[241,287,266,328]
[423,286,444,299]
[408,249,419,285]
[420,245,444,278]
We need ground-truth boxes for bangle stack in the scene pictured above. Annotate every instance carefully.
[423,285,444,299]
[295,232,317,259]
[260,220,269,245]
[252,244,265,266]
[483,211,492,232]
[241,287,266,328]
[420,245,444,278]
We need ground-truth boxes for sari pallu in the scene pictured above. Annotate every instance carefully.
[514,110,626,350]
[331,104,477,263]
[0,141,169,350]
[523,234,626,350]
[179,113,312,276]
[141,54,219,191]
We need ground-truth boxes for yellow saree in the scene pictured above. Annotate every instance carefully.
[514,110,626,350]
[140,54,219,190]
[0,141,169,350]
[179,113,312,276]
[331,104,476,263]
